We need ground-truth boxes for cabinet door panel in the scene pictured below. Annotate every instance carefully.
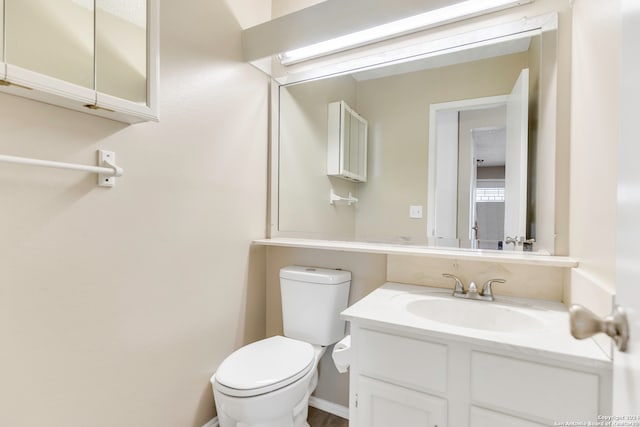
[470,406,546,427]
[358,328,448,394]
[96,0,147,104]
[471,351,599,422]
[5,0,94,89]
[357,376,447,427]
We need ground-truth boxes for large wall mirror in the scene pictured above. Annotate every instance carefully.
[273,14,558,254]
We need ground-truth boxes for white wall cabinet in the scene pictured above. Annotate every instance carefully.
[0,0,4,80]
[348,324,611,427]
[0,0,158,123]
[327,100,368,182]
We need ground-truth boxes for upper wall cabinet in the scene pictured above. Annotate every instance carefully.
[0,0,5,80]
[0,0,158,124]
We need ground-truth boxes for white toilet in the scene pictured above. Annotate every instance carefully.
[211,265,351,427]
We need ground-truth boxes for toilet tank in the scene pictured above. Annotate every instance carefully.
[280,266,351,346]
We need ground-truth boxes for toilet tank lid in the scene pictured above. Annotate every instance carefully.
[280,266,351,284]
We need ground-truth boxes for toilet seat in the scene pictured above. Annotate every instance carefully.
[214,336,315,397]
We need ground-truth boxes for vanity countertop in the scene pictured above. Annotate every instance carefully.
[341,282,611,369]
[253,238,579,267]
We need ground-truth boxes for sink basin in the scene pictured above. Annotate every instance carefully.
[405,298,546,333]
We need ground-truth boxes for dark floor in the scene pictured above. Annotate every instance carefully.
[308,407,349,427]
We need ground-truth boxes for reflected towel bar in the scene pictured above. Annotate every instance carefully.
[329,188,359,206]
[0,149,123,187]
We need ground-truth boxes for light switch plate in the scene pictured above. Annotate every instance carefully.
[409,205,423,219]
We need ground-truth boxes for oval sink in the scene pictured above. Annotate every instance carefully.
[405,298,546,333]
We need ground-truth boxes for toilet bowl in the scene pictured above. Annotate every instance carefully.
[212,336,326,427]
[210,266,351,427]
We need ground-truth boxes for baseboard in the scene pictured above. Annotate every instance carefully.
[202,417,218,427]
[309,396,350,420]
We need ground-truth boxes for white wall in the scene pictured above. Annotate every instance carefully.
[272,0,326,18]
[568,0,620,354]
[570,0,618,289]
[0,1,270,426]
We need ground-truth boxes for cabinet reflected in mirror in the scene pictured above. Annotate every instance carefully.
[328,100,368,183]
[96,0,147,104]
[5,0,95,89]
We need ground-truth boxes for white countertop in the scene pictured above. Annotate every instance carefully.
[341,282,611,369]
[253,238,579,267]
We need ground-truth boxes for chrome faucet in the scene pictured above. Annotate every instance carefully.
[442,274,505,301]
[504,235,536,248]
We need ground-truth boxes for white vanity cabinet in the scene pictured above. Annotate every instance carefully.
[348,325,610,427]
[343,283,612,427]
[327,100,368,182]
[0,0,158,123]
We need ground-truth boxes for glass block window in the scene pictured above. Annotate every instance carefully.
[476,187,505,202]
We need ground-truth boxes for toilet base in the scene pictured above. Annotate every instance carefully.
[213,368,319,427]
[212,343,327,427]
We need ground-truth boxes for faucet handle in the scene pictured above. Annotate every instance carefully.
[442,273,465,295]
[467,281,479,295]
[481,278,506,298]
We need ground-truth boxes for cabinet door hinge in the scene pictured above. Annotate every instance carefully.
[0,80,33,90]
[84,104,115,113]
[355,393,358,408]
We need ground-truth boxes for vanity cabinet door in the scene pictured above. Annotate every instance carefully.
[469,406,546,427]
[5,0,95,90]
[356,376,447,427]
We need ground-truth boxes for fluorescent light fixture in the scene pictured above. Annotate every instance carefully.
[278,0,532,65]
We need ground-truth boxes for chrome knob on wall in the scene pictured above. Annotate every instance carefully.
[569,304,630,352]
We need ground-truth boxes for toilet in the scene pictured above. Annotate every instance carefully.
[211,265,351,427]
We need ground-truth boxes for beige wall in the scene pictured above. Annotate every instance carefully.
[278,76,358,238]
[0,1,269,426]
